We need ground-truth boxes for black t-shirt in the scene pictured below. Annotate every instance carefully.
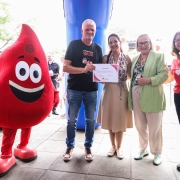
[48,62,60,80]
[65,39,102,92]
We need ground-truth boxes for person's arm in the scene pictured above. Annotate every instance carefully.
[137,53,168,86]
[63,59,95,74]
[164,73,174,84]
[150,53,168,86]
[102,55,107,64]
[137,77,152,86]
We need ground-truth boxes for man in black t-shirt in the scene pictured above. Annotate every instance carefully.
[63,19,102,162]
[47,52,60,115]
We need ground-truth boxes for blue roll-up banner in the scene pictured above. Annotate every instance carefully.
[64,0,114,130]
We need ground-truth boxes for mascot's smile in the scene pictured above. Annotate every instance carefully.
[9,80,44,102]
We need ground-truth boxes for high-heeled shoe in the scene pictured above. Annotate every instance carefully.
[107,147,116,157]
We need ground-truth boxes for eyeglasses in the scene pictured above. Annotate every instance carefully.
[138,41,150,47]
[108,40,119,45]
[175,39,180,43]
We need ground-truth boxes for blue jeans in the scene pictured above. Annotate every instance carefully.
[66,89,97,148]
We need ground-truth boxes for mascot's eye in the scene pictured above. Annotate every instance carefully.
[15,61,29,81]
[30,63,42,83]
[33,71,39,78]
[20,68,26,76]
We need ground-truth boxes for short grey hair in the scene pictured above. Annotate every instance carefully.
[82,19,96,28]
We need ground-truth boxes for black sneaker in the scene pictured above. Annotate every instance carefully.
[52,109,59,115]
[177,163,180,171]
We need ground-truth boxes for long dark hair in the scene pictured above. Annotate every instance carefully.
[106,33,122,63]
[172,32,180,59]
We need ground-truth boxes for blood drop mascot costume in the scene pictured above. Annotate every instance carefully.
[0,24,59,177]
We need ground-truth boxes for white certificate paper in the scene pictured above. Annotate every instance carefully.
[93,64,118,82]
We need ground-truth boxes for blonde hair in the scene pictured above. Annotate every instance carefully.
[136,34,153,51]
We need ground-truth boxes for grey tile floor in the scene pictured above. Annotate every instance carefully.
[0,84,180,180]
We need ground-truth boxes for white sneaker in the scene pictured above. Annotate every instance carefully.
[153,154,162,166]
[134,150,149,160]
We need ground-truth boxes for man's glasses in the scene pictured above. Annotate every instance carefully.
[175,39,180,43]
[138,41,150,47]
[108,40,119,45]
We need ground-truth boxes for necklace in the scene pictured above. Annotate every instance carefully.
[112,53,120,64]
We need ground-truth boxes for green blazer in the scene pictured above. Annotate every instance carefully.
[128,50,168,112]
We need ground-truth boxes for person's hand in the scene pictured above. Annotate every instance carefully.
[137,78,150,86]
[57,76,62,81]
[82,61,95,73]
[167,65,171,72]
[49,70,53,76]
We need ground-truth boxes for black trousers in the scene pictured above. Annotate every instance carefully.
[52,79,58,90]
[174,93,180,124]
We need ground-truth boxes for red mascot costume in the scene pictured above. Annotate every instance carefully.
[0,24,59,177]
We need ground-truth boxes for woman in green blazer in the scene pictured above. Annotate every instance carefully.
[128,34,168,166]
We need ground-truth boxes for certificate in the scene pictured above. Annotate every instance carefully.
[93,64,118,82]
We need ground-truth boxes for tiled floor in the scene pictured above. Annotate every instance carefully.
[0,84,180,180]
